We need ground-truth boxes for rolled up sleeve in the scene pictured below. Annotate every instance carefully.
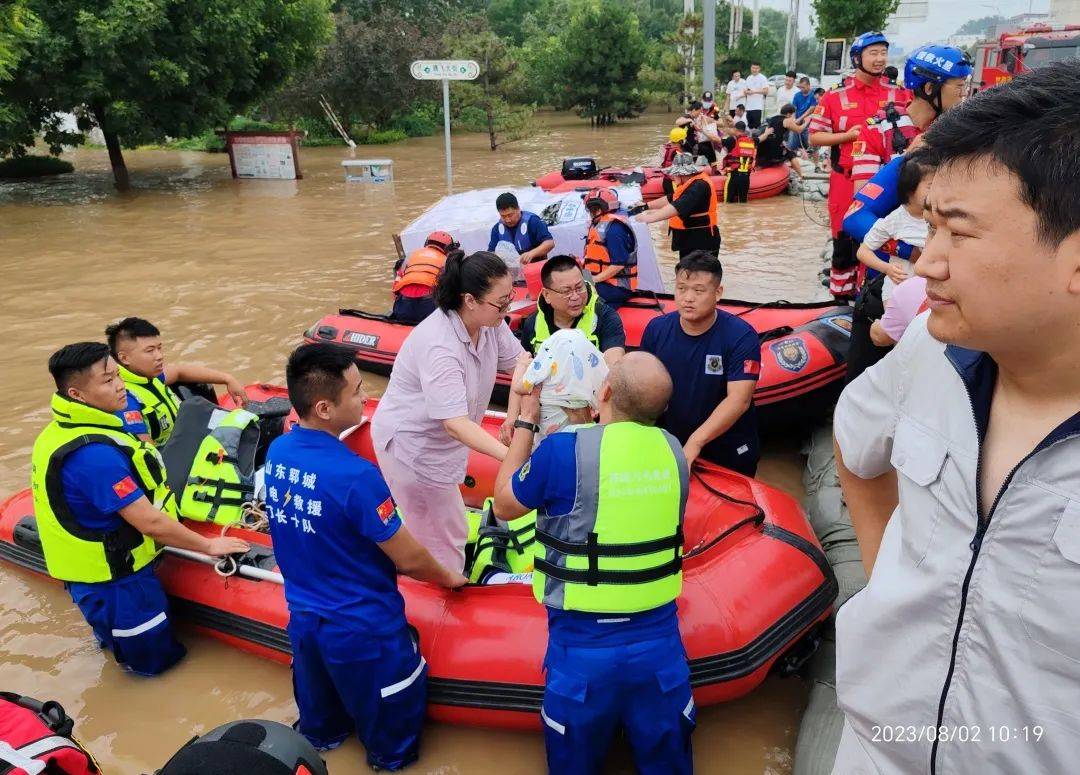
[420,345,470,420]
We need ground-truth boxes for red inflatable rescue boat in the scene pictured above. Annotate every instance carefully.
[305,293,852,433]
[0,385,836,731]
[533,157,790,202]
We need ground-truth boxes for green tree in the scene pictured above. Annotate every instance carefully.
[274,9,437,135]
[3,0,332,189]
[796,36,824,76]
[339,0,484,36]
[447,23,534,150]
[553,0,647,125]
[0,0,36,81]
[812,0,899,40]
[954,14,1003,37]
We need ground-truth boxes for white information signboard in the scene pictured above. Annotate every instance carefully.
[228,134,300,180]
[410,60,480,80]
[411,60,481,194]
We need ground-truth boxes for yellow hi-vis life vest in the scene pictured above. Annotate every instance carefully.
[30,393,179,584]
[533,422,688,613]
[117,364,180,446]
[468,497,537,583]
[179,408,260,525]
[531,285,600,352]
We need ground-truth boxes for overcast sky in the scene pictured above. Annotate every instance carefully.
[756,0,1051,49]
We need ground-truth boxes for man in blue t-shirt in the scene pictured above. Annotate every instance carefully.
[492,353,694,775]
[38,342,249,677]
[266,343,466,771]
[487,191,556,264]
[639,251,760,475]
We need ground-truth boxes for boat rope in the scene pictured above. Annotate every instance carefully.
[212,499,268,578]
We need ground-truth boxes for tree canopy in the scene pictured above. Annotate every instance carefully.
[3,0,332,188]
[812,0,899,41]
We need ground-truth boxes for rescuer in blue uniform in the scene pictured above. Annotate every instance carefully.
[31,342,249,677]
[493,351,694,775]
[487,191,556,264]
[265,343,467,770]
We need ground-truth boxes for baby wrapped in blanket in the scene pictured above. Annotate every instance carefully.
[513,328,608,440]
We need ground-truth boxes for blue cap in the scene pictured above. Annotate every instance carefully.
[905,45,974,93]
[850,31,890,68]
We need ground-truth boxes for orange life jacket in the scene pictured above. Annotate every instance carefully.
[583,212,638,291]
[392,247,447,294]
[668,171,718,231]
[724,135,757,173]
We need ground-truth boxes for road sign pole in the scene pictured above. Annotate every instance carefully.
[410,60,479,195]
[442,78,452,194]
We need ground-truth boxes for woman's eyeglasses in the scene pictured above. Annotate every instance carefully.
[481,297,512,313]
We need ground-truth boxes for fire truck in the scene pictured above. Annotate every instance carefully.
[974,24,1080,89]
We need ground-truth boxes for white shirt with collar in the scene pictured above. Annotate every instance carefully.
[743,73,769,111]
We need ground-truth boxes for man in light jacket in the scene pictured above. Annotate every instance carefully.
[833,60,1080,774]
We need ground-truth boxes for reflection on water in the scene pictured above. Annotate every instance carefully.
[0,111,829,773]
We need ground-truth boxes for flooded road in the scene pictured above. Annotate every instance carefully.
[0,111,830,773]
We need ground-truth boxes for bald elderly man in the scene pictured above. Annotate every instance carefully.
[494,352,694,774]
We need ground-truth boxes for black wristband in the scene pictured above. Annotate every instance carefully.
[513,419,540,434]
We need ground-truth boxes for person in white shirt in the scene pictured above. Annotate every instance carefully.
[855,156,933,300]
[725,70,747,117]
[743,63,769,129]
[773,70,798,116]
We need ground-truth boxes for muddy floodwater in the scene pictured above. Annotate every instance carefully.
[0,111,831,773]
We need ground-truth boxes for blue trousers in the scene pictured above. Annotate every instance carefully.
[390,294,437,324]
[541,631,695,774]
[67,565,186,676]
[595,282,631,309]
[288,612,426,771]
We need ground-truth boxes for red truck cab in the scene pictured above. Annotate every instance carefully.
[974,25,1080,90]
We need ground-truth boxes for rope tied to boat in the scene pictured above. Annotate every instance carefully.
[212,499,268,578]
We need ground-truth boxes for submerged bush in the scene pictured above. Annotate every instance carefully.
[0,154,74,178]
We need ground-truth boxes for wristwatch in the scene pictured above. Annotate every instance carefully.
[513,419,540,434]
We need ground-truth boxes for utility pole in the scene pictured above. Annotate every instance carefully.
[703,0,715,97]
[783,0,800,69]
[752,0,760,38]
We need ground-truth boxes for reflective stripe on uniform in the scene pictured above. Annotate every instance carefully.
[111,611,167,638]
[682,696,695,721]
[380,656,427,698]
[540,707,566,735]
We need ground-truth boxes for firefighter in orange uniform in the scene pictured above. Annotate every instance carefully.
[809,31,911,301]
[721,121,757,203]
[635,153,720,258]
[582,188,638,308]
[390,231,459,323]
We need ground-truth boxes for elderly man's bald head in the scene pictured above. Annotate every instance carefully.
[606,351,673,424]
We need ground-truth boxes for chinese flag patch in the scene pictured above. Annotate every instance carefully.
[862,182,884,200]
[124,410,143,425]
[743,360,761,376]
[376,497,395,524]
[851,141,866,156]
[112,477,138,498]
[812,105,825,115]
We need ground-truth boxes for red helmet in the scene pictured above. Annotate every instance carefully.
[583,187,619,215]
[425,230,459,254]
